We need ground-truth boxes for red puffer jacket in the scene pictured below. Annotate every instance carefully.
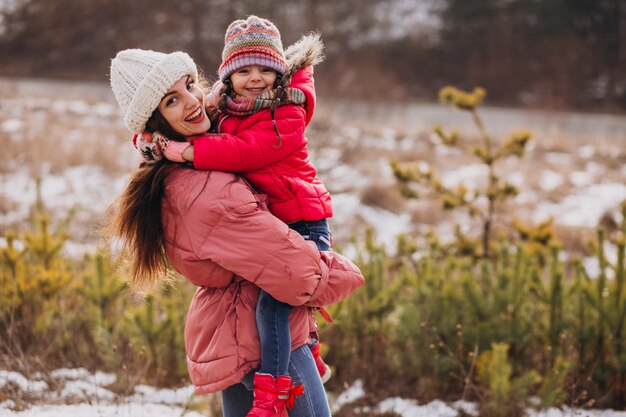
[192,65,332,223]
[161,168,364,393]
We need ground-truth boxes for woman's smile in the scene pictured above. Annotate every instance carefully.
[158,75,211,135]
[185,106,204,123]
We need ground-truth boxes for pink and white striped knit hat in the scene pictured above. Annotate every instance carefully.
[218,15,287,81]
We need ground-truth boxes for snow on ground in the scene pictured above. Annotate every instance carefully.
[376,397,478,417]
[0,403,206,417]
[2,84,625,259]
[540,170,565,192]
[527,408,626,417]
[533,183,626,227]
[0,165,129,221]
[4,371,624,417]
[331,379,365,412]
[0,368,205,417]
[331,192,412,255]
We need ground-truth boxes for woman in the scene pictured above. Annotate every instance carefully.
[108,48,364,417]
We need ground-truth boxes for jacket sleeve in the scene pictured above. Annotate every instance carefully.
[306,251,364,307]
[185,178,363,306]
[289,66,316,126]
[192,107,307,172]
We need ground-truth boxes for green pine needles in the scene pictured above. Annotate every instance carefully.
[392,86,532,258]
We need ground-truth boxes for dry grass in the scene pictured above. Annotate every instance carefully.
[360,184,406,214]
[1,106,131,177]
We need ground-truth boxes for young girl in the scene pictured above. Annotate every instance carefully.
[141,15,333,414]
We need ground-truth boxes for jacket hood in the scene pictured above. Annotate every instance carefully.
[283,33,325,85]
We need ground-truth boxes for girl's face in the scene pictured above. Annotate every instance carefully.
[230,65,277,98]
[158,75,211,136]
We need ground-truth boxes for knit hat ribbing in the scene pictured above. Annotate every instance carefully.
[110,49,198,133]
[218,15,287,81]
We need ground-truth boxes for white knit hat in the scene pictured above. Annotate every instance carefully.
[110,49,198,133]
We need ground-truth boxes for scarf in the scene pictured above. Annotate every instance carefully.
[207,81,306,117]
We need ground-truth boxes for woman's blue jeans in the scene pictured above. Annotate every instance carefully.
[256,219,331,376]
[221,345,332,417]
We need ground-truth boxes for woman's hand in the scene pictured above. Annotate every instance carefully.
[153,132,194,163]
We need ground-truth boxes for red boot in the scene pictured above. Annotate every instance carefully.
[310,342,332,384]
[246,373,303,417]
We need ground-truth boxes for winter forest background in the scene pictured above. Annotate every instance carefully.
[2,0,626,109]
[2,1,626,416]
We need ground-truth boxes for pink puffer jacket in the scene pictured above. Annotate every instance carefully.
[161,167,364,394]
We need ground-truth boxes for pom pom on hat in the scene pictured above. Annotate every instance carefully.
[218,15,287,81]
[110,49,198,133]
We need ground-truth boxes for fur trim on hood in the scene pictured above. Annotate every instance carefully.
[283,32,325,85]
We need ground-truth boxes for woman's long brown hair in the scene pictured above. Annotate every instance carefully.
[105,110,185,289]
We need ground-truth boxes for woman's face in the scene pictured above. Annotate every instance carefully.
[230,65,277,99]
[158,75,211,136]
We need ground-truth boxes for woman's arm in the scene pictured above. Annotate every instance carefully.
[180,174,363,306]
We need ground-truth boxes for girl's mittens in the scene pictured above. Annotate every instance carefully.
[132,132,163,164]
[153,132,191,163]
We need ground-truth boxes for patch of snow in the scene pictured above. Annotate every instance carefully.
[0,368,204,417]
[516,190,540,204]
[0,371,48,393]
[583,257,602,279]
[131,384,195,405]
[0,400,16,410]
[327,165,370,190]
[506,172,525,188]
[331,192,412,252]
[341,126,361,140]
[533,183,626,228]
[544,152,572,165]
[49,368,115,387]
[585,161,605,175]
[434,143,463,156]
[540,170,564,192]
[313,147,343,172]
[527,406,626,417]
[6,370,626,417]
[418,160,430,173]
[63,241,97,258]
[0,236,24,250]
[441,164,487,189]
[452,400,479,416]
[49,368,91,380]
[582,243,618,280]
[331,379,365,412]
[378,397,459,417]
[0,403,206,417]
[59,379,115,401]
[2,119,23,132]
[578,145,595,159]
[570,171,594,188]
[92,103,118,117]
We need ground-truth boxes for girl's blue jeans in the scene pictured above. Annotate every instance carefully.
[257,219,330,376]
[221,345,332,417]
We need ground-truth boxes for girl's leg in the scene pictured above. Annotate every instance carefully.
[256,289,292,376]
[287,345,332,417]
